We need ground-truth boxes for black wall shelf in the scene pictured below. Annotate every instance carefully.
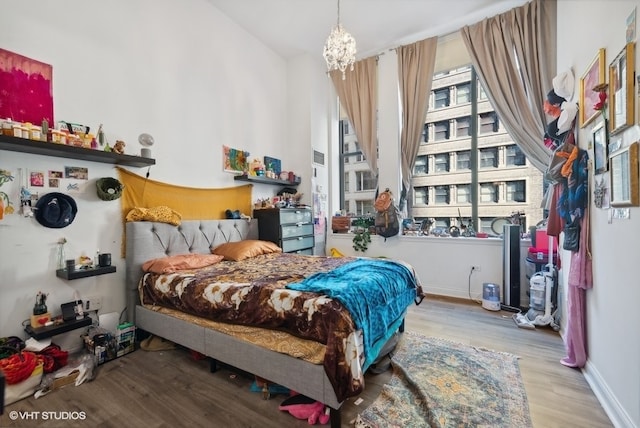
[0,134,155,167]
[25,315,92,340]
[56,265,116,280]
[233,174,299,186]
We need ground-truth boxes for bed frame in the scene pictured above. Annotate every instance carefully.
[125,219,346,426]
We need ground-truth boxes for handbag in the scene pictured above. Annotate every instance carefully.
[546,141,575,184]
[563,218,581,252]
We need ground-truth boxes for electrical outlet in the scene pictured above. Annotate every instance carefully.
[85,296,102,311]
[471,265,481,272]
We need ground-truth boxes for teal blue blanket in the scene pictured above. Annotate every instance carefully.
[286,258,418,367]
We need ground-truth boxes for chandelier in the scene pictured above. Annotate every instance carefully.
[323,0,356,79]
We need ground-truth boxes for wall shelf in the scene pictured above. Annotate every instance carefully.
[233,174,299,186]
[56,265,116,280]
[0,134,155,167]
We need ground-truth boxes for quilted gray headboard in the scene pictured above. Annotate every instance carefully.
[124,219,258,323]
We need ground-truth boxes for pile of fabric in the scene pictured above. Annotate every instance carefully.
[0,336,70,405]
[542,70,592,369]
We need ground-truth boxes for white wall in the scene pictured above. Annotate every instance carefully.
[558,2,640,427]
[0,0,293,347]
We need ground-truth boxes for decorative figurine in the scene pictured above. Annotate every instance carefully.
[33,291,48,315]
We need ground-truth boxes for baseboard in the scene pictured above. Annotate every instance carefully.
[583,360,636,428]
[425,289,480,303]
[424,293,476,305]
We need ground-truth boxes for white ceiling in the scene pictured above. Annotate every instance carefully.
[206,0,529,60]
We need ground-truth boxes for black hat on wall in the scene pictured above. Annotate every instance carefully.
[35,192,77,228]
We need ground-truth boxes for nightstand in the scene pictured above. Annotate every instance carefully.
[253,207,314,254]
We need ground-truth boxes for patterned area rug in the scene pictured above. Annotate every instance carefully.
[355,332,532,428]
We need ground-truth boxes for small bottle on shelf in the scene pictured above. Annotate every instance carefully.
[94,250,100,268]
[41,119,49,141]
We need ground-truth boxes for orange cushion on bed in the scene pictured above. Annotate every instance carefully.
[211,240,282,261]
[142,254,224,274]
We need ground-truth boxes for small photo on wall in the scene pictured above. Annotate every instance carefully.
[30,171,45,187]
[65,166,88,180]
[48,170,63,179]
[49,178,60,188]
[66,182,81,193]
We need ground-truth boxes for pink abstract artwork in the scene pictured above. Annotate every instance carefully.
[0,48,53,125]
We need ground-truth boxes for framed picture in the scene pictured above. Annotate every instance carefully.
[593,120,608,174]
[223,145,249,174]
[0,49,54,126]
[609,42,636,135]
[580,48,606,128]
[29,170,45,187]
[609,141,639,206]
[609,136,622,154]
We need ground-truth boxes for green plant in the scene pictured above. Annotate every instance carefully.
[0,170,14,217]
[352,217,373,253]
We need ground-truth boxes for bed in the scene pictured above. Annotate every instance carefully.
[125,219,422,427]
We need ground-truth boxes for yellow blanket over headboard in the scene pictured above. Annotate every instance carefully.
[117,167,253,256]
[117,167,252,221]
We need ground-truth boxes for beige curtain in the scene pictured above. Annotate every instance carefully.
[460,0,556,172]
[330,57,378,174]
[397,37,438,196]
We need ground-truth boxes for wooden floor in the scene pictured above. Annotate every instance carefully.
[3,296,612,427]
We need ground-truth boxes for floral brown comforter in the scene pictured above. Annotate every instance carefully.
[139,252,416,401]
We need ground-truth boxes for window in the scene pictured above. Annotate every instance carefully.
[336,33,544,231]
[422,123,429,142]
[456,83,471,104]
[434,153,449,172]
[456,151,471,170]
[456,116,470,138]
[356,171,376,192]
[478,84,488,100]
[344,153,365,164]
[433,218,451,229]
[479,112,499,133]
[433,121,450,141]
[457,184,471,204]
[434,186,449,204]
[433,88,450,109]
[480,183,498,203]
[479,217,494,233]
[414,155,428,175]
[506,180,526,202]
[356,200,375,216]
[339,118,377,213]
[479,148,497,168]
[414,187,428,205]
[506,144,526,166]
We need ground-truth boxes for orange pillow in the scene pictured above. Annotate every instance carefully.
[211,240,282,261]
[142,253,224,274]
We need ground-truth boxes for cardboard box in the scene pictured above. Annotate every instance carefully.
[116,323,135,357]
[52,371,79,390]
